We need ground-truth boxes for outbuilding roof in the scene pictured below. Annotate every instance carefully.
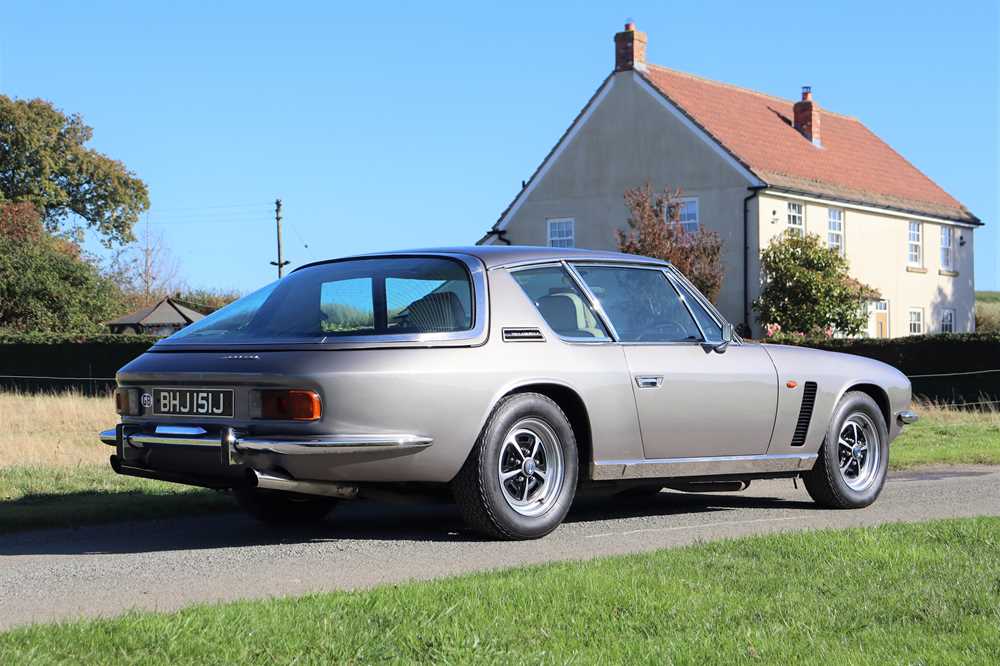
[107,297,205,327]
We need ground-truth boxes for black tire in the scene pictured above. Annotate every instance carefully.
[803,391,889,509]
[452,392,579,540]
[234,488,337,526]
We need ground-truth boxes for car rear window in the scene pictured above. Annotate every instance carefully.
[164,257,473,344]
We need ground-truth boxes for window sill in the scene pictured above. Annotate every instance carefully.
[939,269,959,277]
[906,266,927,274]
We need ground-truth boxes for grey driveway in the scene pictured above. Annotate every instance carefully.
[1,466,998,630]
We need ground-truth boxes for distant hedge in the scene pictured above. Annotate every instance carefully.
[772,333,1000,405]
[0,334,159,394]
[1,332,996,404]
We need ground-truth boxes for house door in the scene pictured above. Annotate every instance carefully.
[873,300,889,338]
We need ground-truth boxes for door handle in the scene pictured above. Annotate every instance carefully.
[635,375,663,389]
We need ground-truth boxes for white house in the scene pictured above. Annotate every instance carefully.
[480,23,981,337]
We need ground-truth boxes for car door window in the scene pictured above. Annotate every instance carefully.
[669,276,723,341]
[511,265,610,340]
[573,265,702,343]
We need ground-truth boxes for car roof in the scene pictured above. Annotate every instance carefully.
[298,245,669,271]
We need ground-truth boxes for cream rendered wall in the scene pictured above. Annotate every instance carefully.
[755,192,976,338]
[494,71,757,327]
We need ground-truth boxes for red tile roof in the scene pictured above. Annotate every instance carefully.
[643,65,978,224]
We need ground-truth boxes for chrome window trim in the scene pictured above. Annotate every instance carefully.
[662,265,742,345]
[153,253,488,350]
[508,262,615,344]
[661,270,708,342]
[567,261,710,345]
[561,262,621,342]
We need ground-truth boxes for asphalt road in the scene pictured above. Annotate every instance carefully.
[1,465,998,630]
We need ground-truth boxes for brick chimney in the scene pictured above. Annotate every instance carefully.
[614,22,647,72]
[793,86,822,146]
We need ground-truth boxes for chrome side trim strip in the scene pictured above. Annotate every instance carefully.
[98,427,432,454]
[592,453,818,481]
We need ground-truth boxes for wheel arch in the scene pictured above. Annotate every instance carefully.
[841,382,891,430]
[502,383,593,480]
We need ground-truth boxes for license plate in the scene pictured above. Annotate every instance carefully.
[152,388,234,418]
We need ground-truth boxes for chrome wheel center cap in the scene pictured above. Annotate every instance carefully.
[852,444,863,460]
[522,458,537,476]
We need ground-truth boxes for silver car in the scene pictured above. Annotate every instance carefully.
[100,246,917,539]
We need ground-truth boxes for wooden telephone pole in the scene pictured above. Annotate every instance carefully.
[270,198,290,278]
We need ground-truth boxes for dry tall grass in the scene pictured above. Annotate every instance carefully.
[0,390,116,467]
[913,399,1000,426]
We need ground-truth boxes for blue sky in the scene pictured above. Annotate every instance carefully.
[2,1,997,292]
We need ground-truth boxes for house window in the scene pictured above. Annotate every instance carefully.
[668,197,700,233]
[787,202,804,237]
[941,308,956,333]
[940,226,954,271]
[908,308,924,335]
[907,222,922,266]
[827,208,844,254]
[547,218,575,248]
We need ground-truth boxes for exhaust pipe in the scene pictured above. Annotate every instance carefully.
[248,469,360,500]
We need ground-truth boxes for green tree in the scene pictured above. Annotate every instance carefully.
[0,95,149,246]
[0,204,123,332]
[618,183,725,303]
[754,232,878,338]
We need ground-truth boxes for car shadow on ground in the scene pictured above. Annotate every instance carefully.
[0,488,817,557]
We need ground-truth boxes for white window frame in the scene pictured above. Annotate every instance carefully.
[940,308,956,334]
[907,221,923,267]
[787,202,804,237]
[827,208,844,255]
[940,226,954,271]
[546,218,575,248]
[908,308,924,335]
[668,197,700,233]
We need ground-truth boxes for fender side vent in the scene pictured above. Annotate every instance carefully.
[503,327,545,342]
[790,381,818,447]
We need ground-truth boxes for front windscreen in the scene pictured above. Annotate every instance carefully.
[162,257,474,344]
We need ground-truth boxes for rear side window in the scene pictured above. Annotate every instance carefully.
[511,266,610,341]
[573,265,702,343]
[166,257,473,343]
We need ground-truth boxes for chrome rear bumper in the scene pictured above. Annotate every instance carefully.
[896,410,919,426]
[99,425,432,455]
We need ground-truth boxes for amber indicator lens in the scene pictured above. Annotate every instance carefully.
[259,390,322,421]
[786,380,798,389]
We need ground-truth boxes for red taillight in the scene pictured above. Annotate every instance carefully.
[258,390,322,421]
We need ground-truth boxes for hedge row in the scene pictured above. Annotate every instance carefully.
[0,332,996,404]
[774,333,1000,405]
[0,335,158,394]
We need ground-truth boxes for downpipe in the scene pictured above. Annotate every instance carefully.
[248,469,360,500]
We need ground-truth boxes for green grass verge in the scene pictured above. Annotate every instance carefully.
[891,411,1000,468]
[977,290,1000,303]
[1,518,997,663]
[0,464,232,534]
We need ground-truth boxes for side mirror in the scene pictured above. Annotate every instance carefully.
[713,322,734,354]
